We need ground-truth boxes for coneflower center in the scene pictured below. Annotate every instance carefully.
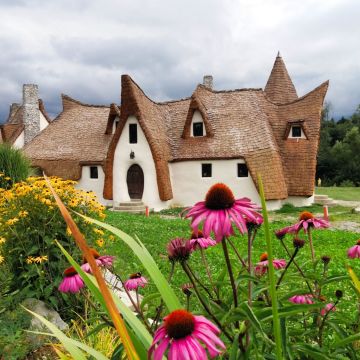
[191,230,203,239]
[357,240,360,246]
[205,183,235,210]
[129,272,142,279]
[260,253,268,261]
[64,266,77,277]
[165,310,195,339]
[299,211,314,221]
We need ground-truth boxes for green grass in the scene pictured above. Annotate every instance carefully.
[316,186,360,201]
[102,210,360,316]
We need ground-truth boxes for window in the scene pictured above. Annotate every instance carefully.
[193,122,204,137]
[90,166,98,179]
[202,163,212,177]
[237,163,248,177]
[129,123,137,143]
[291,126,302,138]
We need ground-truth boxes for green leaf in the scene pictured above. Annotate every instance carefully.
[320,274,349,285]
[348,267,360,297]
[333,332,360,348]
[140,292,161,311]
[77,213,182,312]
[229,333,240,360]
[22,306,98,360]
[294,343,333,360]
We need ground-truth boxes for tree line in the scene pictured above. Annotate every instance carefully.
[317,103,360,186]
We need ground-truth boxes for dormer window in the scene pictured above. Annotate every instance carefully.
[285,120,308,140]
[193,122,204,137]
[291,126,302,138]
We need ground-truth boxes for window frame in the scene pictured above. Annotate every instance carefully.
[193,122,204,137]
[237,163,248,178]
[201,163,212,178]
[129,123,138,144]
[90,166,99,179]
[291,125,302,138]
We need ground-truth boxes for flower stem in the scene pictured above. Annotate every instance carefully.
[279,238,313,294]
[248,232,253,307]
[307,227,315,262]
[258,175,283,359]
[182,262,233,341]
[200,248,219,298]
[227,237,248,269]
[276,247,299,289]
[187,263,215,300]
[318,301,338,347]
[221,238,238,308]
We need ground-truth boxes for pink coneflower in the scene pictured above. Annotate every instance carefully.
[347,240,360,259]
[185,183,263,242]
[288,294,314,304]
[81,248,115,272]
[167,238,193,263]
[320,303,336,316]
[276,211,330,236]
[58,266,87,293]
[255,253,286,276]
[148,309,225,359]
[189,230,216,250]
[124,272,148,291]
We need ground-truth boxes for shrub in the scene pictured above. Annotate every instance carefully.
[0,143,32,189]
[0,176,109,318]
[339,179,355,187]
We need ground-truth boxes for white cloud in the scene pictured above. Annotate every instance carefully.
[0,0,359,120]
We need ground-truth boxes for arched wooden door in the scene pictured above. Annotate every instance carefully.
[126,164,144,200]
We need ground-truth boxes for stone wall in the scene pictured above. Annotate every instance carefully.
[23,84,40,144]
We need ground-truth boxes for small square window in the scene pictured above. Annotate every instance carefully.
[202,163,212,177]
[237,163,248,177]
[129,123,137,144]
[291,126,302,138]
[90,166,98,179]
[193,122,204,137]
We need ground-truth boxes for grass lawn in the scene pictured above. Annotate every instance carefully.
[102,207,360,316]
[316,186,360,201]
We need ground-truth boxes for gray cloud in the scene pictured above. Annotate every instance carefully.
[0,0,359,122]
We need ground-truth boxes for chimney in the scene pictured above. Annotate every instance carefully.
[203,75,213,90]
[23,84,40,144]
[8,103,21,121]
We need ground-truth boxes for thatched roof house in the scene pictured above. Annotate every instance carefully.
[5,54,328,210]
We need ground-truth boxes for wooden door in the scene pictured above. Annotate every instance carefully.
[126,164,144,199]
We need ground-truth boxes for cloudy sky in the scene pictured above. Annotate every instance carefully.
[0,0,359,122]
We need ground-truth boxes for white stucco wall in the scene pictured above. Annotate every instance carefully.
[13,131,25,149]
[169,159,261,208]
[190,110,206,137]
[113,116,169,210]
[40,112,49,131]
[76,166,111,206]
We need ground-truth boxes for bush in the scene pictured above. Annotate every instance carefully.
[0,143,32,189]
[339,179,355,187]
[0,176,110,319]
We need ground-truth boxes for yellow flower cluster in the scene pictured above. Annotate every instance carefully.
[0,255,4,264]
[26,255,48,264]
[93,228,104,236]
[6,218,19,226]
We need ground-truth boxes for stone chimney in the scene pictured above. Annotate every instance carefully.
[23,84,40,144]
[203,75,213,90]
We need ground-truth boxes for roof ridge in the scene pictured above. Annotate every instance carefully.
[196,83,263,93]
[61,94,110,108]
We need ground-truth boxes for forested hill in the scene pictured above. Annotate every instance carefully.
[317,104,360,186]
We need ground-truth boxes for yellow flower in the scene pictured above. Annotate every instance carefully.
[66,227,72,236]
[33,255,48,263]
[18,210,29,218]
[4,177,11,181]
[6,218,19,226]
[41,198,52,206]
[0,237,5,245]
[26,256,34,264]
[99,213,106,219]
[96,238,104,247]
[109,235,115,241]
[0,255,4,264]
[93,228,104,236]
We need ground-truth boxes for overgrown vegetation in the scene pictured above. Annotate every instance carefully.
[0,143,32,189]
[317,103,360,186]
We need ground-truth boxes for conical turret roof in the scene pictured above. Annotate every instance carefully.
[265,52,298,104]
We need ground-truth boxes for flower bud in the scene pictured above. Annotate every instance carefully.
[293,238,305,249]
[321,255,331,265]
[181,283,193,296]
[335,290,343,299]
